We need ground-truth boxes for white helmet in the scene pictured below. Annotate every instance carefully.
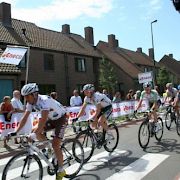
[82,84,95,92]
[21,83,39,96]
[143,82,152,89]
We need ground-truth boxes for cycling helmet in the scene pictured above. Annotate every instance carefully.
[82,84,95,92]
[21,83,39,96]
[177,84,180,90]
[143,82,152,88]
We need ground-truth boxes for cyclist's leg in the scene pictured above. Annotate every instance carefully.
[98,115,108,131]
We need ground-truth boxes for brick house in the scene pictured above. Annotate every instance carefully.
[97,34,156,97]
[0,2,101,104]
[159,54,180,86]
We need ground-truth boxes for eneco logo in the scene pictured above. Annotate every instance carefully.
[1,52,23,59]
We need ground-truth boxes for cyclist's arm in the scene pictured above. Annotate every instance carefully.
[34,110,49,134]
[150,102,157,111]
[16,110,31,133]
[92,103,102,119]
[77,103,87,118]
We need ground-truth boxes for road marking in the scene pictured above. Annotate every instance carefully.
[43,149,127,180]
[106,153,169,180]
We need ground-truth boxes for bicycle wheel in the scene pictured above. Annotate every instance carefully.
[176,115,180,136]
[2,151,43,180]
[138,121,150,149]
[104,123,119,152]
[62,138,84,179]
[75,129,95,163]
[165,112,172,130]
[155,117,164,141]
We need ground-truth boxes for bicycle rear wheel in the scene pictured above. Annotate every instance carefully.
[104,123,119,152]
[75,129,95,163]
[155,117,164,141]
[138,121,150,149]
[2,151,43,180]
[62,138,84,179]
[165,112,172,130]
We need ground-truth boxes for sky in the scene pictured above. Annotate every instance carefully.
[2,0,180,61]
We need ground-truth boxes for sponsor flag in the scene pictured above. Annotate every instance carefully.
[0,46,27,65]
[138,71,153,84]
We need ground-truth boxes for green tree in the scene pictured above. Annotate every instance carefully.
[99,56,118,94]
[156,66,172,87]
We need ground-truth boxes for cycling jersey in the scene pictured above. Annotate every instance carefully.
[26,95,66,120]
[140,90,158,103]
[84,92,111,108]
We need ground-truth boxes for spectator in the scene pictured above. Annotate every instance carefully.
[11,90,25,144]
[50,91,58,100]
[70,90,82,107]
[126,89,134,100]
[0,96,14,147]
[134,90,141,101]
[112,91,122,103]
[102,89,112,100]
[11,90,24,113]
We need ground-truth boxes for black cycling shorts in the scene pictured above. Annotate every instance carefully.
[44,114,67,139]
[97,105,112,119]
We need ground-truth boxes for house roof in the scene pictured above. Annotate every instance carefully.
[159,55,180,76]
[97,41,142,79]
[0,19,101,58]
[120,48,155,67]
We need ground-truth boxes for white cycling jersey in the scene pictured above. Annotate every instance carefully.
[84,92,111,108]
[26,95,66,120]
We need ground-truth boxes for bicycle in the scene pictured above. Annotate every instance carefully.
[137,111,164,149]
[2,134,84,180]
[74,112,119,163]
[164,104,177,130]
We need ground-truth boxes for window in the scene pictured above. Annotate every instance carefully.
[44,54,54,70]
[75,58,86,72]
[39,84,56,95]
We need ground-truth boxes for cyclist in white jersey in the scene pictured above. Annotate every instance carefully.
[77,84,112,130]
[135,82,158,123]
[14,83,67,180]
[165,83,177,103]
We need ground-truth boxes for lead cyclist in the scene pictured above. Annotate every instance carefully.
[13,83,67,180]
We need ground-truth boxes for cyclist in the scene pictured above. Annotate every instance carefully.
[135,82,158,124]
[13,83,67,180]
[164,82,177,104]
[77,84,112,131]
[173,84,180,118]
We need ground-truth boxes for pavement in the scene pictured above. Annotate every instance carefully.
[0,117,143,159]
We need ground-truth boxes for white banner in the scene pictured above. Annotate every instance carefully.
[0,100,149,137]
[138,71,153,84]
[0,46,27,65]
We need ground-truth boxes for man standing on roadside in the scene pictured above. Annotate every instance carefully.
[70,89,82,107]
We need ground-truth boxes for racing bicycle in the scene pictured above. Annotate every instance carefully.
[2,134,84,180]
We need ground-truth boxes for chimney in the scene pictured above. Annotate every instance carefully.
[62,24,70,34]
[169,54,173,58]
[137,47,142,53]
[0,2,12,27]
[115,39,119,47]
[22,28,26,36]
[148,48,154,60]
[84,26,94,45]
[108,34,116,48]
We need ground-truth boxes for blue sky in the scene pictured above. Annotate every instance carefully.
[2,0,180,61]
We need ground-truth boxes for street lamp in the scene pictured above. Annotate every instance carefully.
[151,19,157,86]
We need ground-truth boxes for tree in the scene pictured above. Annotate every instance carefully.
[99,56,118,94]
[156,66,172,87]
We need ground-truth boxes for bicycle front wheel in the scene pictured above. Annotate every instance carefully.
[2,151,43,180]
[165,112,172,130]
[104,123,119,152]
[75,129,95,163]
[138,121,150,149]
[176,115,180,136]
[62,138,84,179]
[155,117,164,141]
